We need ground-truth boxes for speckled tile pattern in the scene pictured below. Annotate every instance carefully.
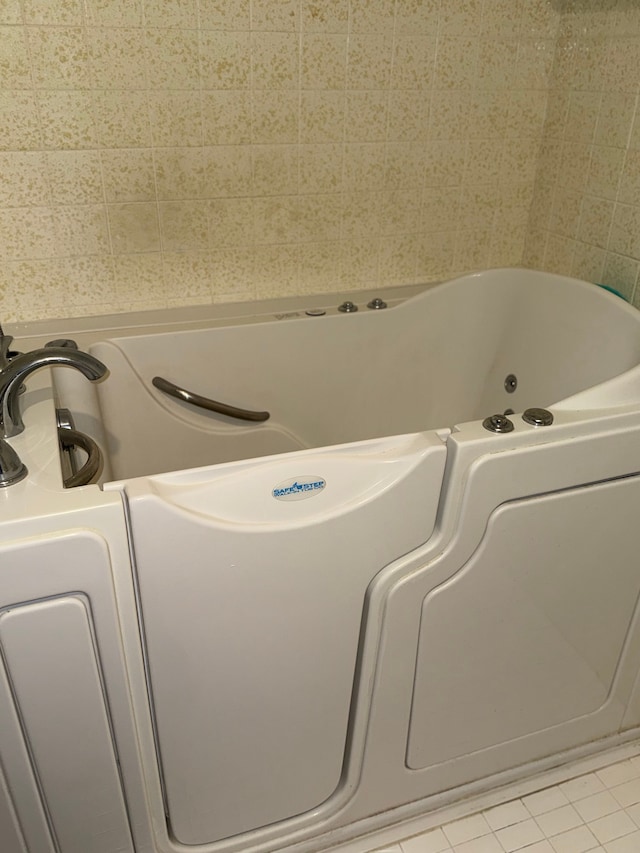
[525,1,640,309]
[0,0,561,322]
[363,748,640,853]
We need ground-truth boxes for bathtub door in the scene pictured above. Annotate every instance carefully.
[344,421,640,823]
[118,431,447,847]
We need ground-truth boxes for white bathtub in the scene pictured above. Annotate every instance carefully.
[5,268,640,853]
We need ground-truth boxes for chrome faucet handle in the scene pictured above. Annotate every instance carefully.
[0,347,108,439]
[0,437,27,487]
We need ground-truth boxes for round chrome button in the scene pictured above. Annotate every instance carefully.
[483,413,515,433]
[305,308,326,316]
[522,407,554,427]
[338,301,358,312]
[367,297,387,309]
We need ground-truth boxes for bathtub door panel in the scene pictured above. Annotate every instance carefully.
[407,478,640,771]
[124,435,446,845]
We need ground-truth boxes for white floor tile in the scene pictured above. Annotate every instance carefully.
[442,815,491,847]
[573,792,621,823]
[547,824,599,852]
[595,762,640,788]
[610,779,640,809]
[603,830,640,852]
[400,828,452,853]
[495,818,545,851]
[588,810,637,844]
[483,800,530,831]
[524,788,572,817]
[452,835,502,853]
[536,805,583,837]
[560,775,607,803]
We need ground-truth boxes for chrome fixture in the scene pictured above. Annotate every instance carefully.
[367,298,387,310]
[0,347,108,439]
[338,301,358,313]
[57,408,102,488]
[483,413,515,433]
[523,407,554,427]
[305,308,326,317]
[504,374,517,393]
[152,376,270,422]
[45,338,79,350]
[0,437,27,487]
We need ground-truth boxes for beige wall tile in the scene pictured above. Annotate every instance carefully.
[47,150,103,203]
[250,90,297,144]
[203,144,253,197]
[347,34,393,89]
[53,204,110,256]
[84,0,143,28]
[586,145,624,200]
[297,241,340,293]
[101,148,156,202]
[383,142,426,190]
[395,0,439,36]
[145,28,199,89]
[300,90,345,142]
[208,197,254,247]
[149,91,202,146]
[601,251,639,301]
[301,33,347,89]
[0,91,41,149]
[0,151,50,206]
[23,0,83,26]
[158,200,209,252]
[28,27,90,89]
[92,90,151,147]
[251,32,300,89]
[107,202,161,254]
[154,147,204,200]
[251,0,300,32]
[0,0,22,24]
[162,253,215,300]
[350,0,396,35]
[0,207,58,260]
[1,27,35,88]
[203,90,252,145]
[345,90,388,142]
[252,144,298,196]
[200,31,251,88]
[38,90,97,149]
[144,0,197,29]
[88,27,146,89]
[299,144,343,194]
[198,0,250,31]
[301,0,348,34]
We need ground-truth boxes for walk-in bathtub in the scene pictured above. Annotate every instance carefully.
[5,267,640,853]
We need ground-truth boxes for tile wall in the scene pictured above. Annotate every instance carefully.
[526,0,640,308]
[0,0,559,322]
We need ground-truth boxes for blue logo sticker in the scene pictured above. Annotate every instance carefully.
[272,476,326,502]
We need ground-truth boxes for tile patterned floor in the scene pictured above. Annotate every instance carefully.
[369,753,640,853]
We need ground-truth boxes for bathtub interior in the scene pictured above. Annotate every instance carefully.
[51,268,640,484]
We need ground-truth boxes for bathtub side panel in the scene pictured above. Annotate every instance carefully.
[407,479,639,769]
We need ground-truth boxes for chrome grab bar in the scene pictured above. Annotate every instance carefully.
[57,423,102,488]
[152,376,270,423]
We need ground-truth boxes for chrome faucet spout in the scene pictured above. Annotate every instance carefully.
[0,347,108,439]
